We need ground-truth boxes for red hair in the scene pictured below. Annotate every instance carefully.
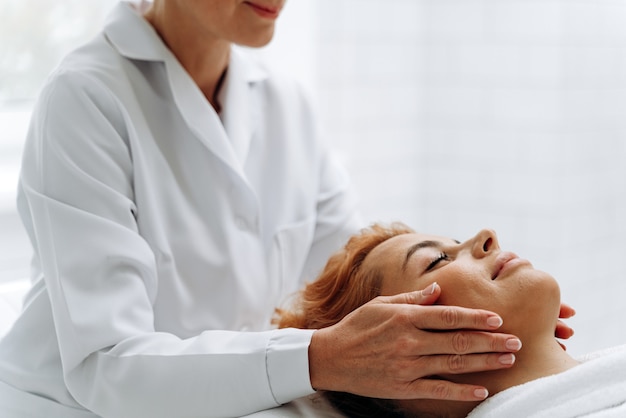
[274,223,416,418]
[275,222,415,330]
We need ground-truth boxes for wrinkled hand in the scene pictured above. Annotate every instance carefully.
[556,303,576,350]
[308,283,522,402]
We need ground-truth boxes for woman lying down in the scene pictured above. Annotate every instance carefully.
[275,223,626,418]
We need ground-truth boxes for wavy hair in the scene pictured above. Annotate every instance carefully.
[275,222,415,418]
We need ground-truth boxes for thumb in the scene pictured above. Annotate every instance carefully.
[381,282,440,306]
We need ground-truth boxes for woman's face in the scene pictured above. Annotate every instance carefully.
[366,229,561,337]
[166,0,286,47]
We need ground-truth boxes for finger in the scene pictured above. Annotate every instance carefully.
[409,305,504,331]
[407,378,490,402]
[412,330,522,356]
[559,303,576,319]
[379,282,441,306]
[416,351,517,378]
[555,319,574,340]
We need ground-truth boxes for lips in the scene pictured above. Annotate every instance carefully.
[244,1,282,19]
[492,252,520,280]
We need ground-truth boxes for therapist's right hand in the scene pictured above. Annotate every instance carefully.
[307,283,521,402]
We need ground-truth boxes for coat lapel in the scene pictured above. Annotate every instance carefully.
[162,55,244,176]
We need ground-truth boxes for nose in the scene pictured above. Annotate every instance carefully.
[470,229,499,258]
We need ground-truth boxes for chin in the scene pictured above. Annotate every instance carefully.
[237,29,276,48]
[501,272,562,337]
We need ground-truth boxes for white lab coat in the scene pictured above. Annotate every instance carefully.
[0,2,360,417]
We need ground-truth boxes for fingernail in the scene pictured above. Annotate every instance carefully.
[505,338,522,351]
[473,388,489,399]
[423,282,438,296]
[486,315,503,328]
[499,353,516,365]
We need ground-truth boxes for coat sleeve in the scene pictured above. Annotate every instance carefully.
[18,70,316,418]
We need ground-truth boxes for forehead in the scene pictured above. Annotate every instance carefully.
[380,232,453,252]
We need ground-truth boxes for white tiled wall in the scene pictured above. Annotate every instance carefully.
[309,0,626,356]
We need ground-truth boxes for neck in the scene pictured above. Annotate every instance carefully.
[471,334,579,396]
[143,2,230,110]
[440,333,580,417]
[401,331,580,418]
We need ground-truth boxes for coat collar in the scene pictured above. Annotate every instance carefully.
[103,2,268,176]
[103,1,169,63]
[103,2,268,82]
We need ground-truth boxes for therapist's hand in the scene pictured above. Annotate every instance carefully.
[555,303,576,350]
[308,283,521,402]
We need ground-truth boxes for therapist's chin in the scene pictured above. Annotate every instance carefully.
[236,29,276,48]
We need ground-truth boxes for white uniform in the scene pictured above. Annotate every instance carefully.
[0,2,360,417]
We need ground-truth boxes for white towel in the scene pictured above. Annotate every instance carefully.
[467,344,626,418]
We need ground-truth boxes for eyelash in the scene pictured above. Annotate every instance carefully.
[427,252,449,271]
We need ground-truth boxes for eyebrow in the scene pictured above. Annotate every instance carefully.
[402,239,461,271]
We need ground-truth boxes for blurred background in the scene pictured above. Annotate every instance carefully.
[1,0,625,357]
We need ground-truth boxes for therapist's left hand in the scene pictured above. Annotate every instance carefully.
[556,303,575,350]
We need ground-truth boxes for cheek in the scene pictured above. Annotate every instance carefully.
[434,268,496,309]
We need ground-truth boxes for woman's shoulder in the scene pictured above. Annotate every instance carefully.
[35,33,134,118]
[28,35,135,153]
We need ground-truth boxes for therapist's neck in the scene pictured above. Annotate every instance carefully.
[143,3,229,112]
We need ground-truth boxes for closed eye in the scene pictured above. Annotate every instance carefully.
[426,253,448,271]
